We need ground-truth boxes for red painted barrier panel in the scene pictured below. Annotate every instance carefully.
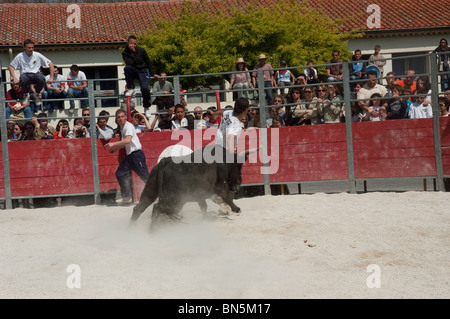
[352,119,437,178]
[0,117,448,200]
[440,116,450,176]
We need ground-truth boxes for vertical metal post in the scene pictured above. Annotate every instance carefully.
[430,52,445,191]
[257,69,271,195]
[342,62,357,194]
[87,80,101,204]
[0,82,13,209]
[173,75,181,105]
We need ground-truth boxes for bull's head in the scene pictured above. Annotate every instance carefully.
[228,147,259,193]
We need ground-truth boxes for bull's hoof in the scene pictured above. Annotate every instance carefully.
[232,206,241,214]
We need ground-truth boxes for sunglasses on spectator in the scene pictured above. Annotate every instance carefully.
[317,89,326,92]
[304,91,313,93]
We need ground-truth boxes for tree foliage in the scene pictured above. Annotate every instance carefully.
[138,0,363,88]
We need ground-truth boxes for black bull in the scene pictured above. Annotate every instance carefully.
[130,145,256,228]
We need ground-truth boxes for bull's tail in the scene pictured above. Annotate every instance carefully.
[130,165,159,223]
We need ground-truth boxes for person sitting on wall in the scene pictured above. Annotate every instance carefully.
[5,83,33,120]
[67,64,88,112]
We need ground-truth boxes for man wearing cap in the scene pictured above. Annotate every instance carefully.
[252,54,274,105]
[274,60,295,97]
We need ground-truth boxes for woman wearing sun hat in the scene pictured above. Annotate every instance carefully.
[229,57,253,99]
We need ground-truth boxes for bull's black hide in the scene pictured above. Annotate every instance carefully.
[130,145,253,229]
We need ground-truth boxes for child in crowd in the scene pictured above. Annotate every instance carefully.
[53,119,71,139]
[439,97,450,117]
[33,112,56,140]
[385,84,408,119]
[274,61,295,97]
[22,121,36,140]
[7,121,20,142]
[304,60,319,84]
[96,110,115,140]
[364,93,386,121]
[131,110,153,133]
[69,117,90,138]
[270,115,284,128]
[408,88,433,119]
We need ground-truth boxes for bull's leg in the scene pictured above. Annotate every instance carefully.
[149,203,162,232]
[216,182,241,213]
[221,194,240,213]
[198,199,208,217]
[130,196,154,224]
[130,166,159,224]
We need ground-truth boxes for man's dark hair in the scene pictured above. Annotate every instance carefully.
[37,112,47,119]
[174,103,185,111]
[367,70,378,77]
[23,39,34,46]
[416,88,428,96]
[70,64,79,72]
[233,97,249,115]
[56,119,70,132]
[127,35,137,42]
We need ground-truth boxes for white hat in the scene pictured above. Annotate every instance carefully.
[236,57,245,64]
[258,54,267,60]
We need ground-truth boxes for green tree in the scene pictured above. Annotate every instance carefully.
[138,0,363,88]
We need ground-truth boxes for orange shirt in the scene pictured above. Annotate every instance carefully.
[396,80,417,93]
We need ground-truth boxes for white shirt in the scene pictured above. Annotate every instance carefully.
[10,51,51,74]
[67,70,87,87]
[216,110,243,151]
[46,74,66,89]
[171,117,188,130]
[357,84,388,101]
[408,102,433,119]
[121,121,142,155]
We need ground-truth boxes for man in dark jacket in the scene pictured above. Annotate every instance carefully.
[122,35,159,115]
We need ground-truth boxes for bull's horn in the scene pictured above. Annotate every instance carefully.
[238,147,260,157]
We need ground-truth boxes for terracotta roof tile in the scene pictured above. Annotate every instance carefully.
[0,0,449,47]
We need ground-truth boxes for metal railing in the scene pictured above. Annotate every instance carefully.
[0,51,449,209]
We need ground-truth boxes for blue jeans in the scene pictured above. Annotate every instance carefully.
[441,65,450,90]
[124,65,151,108]
[47,89,68,110]
[255,80,273,105]
[115,150,149,199]
[6,106,32,119]
[68,87,88,108]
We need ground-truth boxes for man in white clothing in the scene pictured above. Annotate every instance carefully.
[104,109,149,204]
[208,97,250,216]
[67,64,88,110]
[210,97,250,153]
[357,70,388,116]
[9,39,54,107]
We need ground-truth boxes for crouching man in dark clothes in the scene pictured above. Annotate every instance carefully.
[122,35,159,117]
[104,109,149,205]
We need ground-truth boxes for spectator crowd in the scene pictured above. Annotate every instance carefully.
[3,39,450,143]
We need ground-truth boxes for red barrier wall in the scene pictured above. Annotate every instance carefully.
[0,117,449,200]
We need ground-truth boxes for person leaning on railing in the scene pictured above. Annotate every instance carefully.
[356,70,388,117]
[228,57,253,99]
[32,112,56,140]
[433,38,450,91]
